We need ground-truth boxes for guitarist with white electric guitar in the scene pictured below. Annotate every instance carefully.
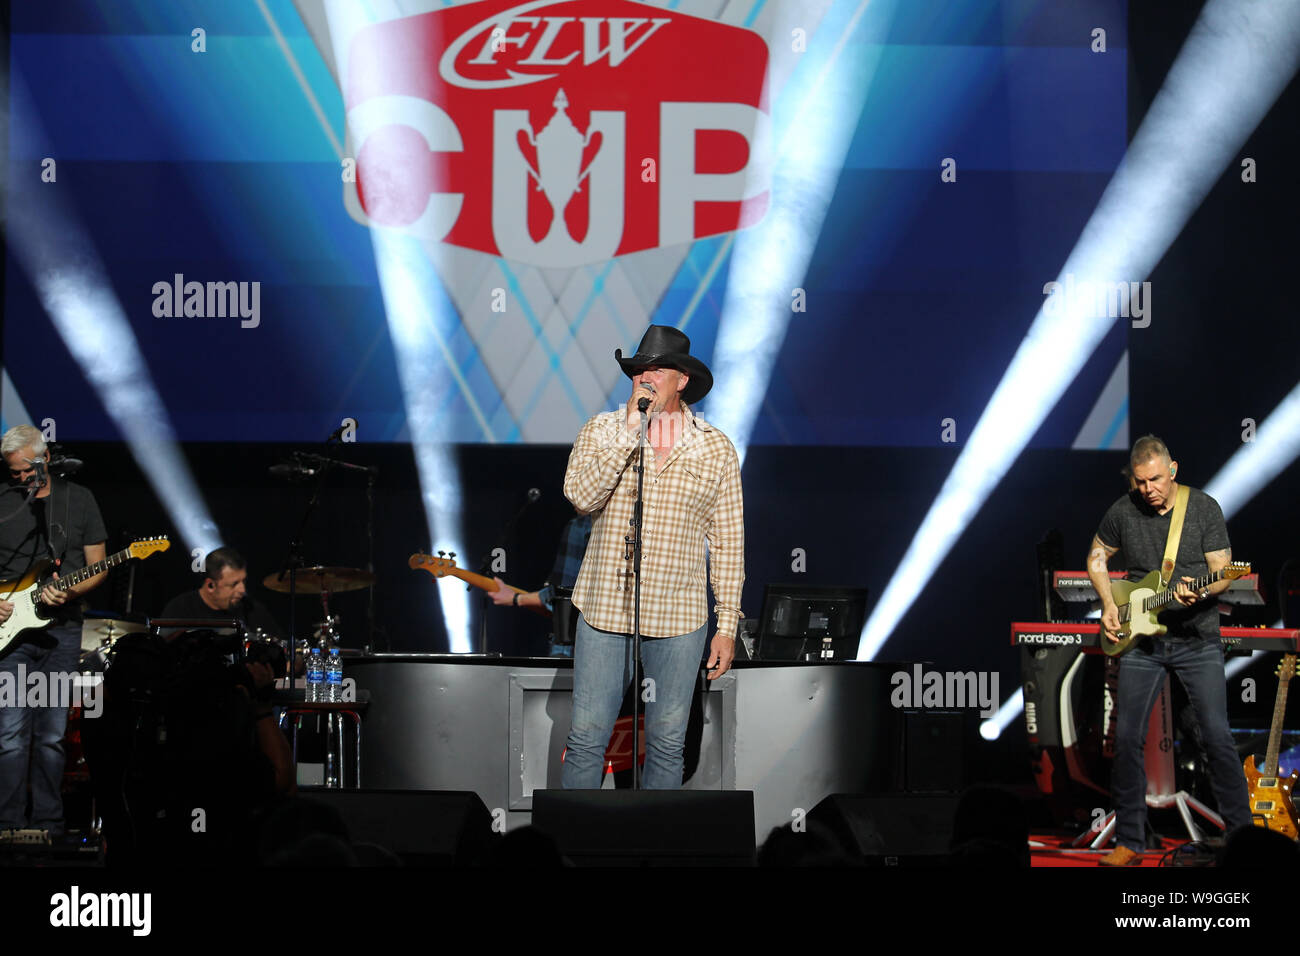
[0,424,110,839]
[1088,435,1252,866]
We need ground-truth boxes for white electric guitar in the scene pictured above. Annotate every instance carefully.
[0,537,171,658]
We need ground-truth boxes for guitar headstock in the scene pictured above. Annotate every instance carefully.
[128,536,171,560]
[409,552,458,578]
[1224,561,1253,580]
[1279,655,1297,682]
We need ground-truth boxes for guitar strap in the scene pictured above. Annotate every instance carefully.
[1159,484,1191,587]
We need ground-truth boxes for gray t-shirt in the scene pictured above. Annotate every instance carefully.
[1096,485,1229,639]
[0,479,108,624]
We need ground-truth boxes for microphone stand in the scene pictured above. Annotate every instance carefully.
[276,466,330,692]
[275,449,381,668]
[629,399,650,790]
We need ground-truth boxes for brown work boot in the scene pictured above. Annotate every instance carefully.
[1099,845,1142,866]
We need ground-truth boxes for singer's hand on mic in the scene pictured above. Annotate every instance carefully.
[626,383,655,433]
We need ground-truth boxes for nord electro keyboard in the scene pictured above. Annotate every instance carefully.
[1011,621,1299,652]
[1052,571,1263,606]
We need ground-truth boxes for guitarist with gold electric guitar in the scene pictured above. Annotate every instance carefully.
[1088,436,1254,866]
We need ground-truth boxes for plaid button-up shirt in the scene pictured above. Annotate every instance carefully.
[564,406,744,640]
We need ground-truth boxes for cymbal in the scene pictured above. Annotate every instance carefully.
[80,617,147,652]
[263,566,375,595]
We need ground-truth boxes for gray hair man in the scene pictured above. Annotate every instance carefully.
[0,424,107,837]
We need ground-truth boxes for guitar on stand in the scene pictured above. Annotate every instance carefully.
[1244,653,1300,838]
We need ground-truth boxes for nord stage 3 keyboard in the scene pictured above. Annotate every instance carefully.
[1011,622,1299,652]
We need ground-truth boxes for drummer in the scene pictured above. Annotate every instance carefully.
[487,512,591,657]
[159,546,284,640]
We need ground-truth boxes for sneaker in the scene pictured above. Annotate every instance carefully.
[1099,845,1142,866]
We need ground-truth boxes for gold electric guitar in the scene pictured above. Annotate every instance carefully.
[0,537,171,658]
[1102,560,1252,657]
[1244,654,1300,838]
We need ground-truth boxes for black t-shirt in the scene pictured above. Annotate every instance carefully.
[159,589,284,641]
[1096,486,1230,639]
[0,479,107,623]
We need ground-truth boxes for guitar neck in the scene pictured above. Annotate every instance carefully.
[447,567,501,593]
[1148,568,1228,611]
[52,546,134,592]
[410,555,527,597]
[1264,655,1295,777]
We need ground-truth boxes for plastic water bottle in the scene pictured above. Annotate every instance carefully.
[305,647,325,702]
[326,648,343,703]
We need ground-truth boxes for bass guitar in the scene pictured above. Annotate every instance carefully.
[1244,653,1300,838]
[1102,561,1252,657]
[0,537,171,658]
[409,552,550,617]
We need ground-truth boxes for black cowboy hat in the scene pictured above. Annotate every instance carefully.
[615,325,713,405]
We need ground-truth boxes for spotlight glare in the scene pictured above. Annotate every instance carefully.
[1206,382,1300,520]
[980,688,1025,741]
[705,0,893,465]
[368,228,472,653]
[5,75,220,554]
[858,0,1300,659]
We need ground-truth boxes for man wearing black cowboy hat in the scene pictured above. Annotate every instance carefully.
[561,325,744,790]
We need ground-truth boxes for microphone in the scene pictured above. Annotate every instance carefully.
[326,421,353,443]
[527,488,541,503]
[46,456,83,477]
[30,458,48,489]
[637,398,650,413]
[269,462,319,481]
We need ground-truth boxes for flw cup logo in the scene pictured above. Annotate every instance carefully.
[344,0,771,268]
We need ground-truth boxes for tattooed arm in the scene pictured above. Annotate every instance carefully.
[1088,535,1121,642]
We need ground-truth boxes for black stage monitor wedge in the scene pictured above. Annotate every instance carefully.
[306,789,497,866]
[531,790,756,866]
[756,584,868,661]
[808,793,959,867]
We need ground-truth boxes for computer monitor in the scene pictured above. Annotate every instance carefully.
[755,584,869,661]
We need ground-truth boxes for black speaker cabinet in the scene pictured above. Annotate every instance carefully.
[531,789,756,866]
[903,709,965,792]
[808,793,960,866]
[307,789,496,866]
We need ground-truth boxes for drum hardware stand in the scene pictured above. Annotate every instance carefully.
[272,441,379,683]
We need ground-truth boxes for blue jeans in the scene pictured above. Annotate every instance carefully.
[0,622,82,832]
[1112,637,1251,849]
[562,614,707,790]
